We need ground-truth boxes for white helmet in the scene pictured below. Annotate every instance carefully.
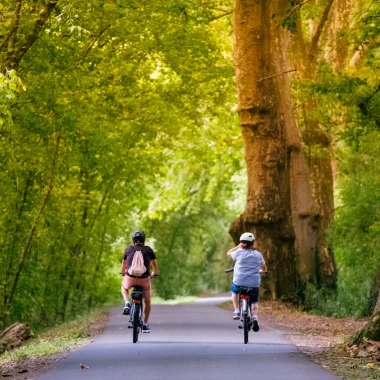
[239,232,255,242]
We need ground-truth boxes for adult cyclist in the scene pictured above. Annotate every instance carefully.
[120,230,159,333]
[227,232,267,332]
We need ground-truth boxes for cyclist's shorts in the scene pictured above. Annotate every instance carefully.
[122,276,151,299]
[231,282,259,304]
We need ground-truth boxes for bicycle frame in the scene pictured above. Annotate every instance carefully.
[239,291,253,344]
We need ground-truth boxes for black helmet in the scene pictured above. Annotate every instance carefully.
[132,229,146,243]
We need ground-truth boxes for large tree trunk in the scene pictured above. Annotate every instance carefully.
[355,269,380,344]
[329,0,352,73]
[230,0,337,299]
[365,268,380,316]
[293,0,337,289]
[272,16,321,291]
[230,0,297,299]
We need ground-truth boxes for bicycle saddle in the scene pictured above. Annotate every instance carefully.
[239,287,256,294]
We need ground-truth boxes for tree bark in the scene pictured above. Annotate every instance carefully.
[2,0,59,71]
[365,268,380,316]
[355,280,380,344]
[329,0,352,73]
[230,0,337,299]
[5,0,23,70]
[292,3,337,289]
[230,0,297,299]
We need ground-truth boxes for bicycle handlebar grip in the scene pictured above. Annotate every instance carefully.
[224,268,234,273]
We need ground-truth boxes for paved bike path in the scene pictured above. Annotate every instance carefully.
[38,297,339,380]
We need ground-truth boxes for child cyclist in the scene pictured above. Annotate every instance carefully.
[227,232,267,332]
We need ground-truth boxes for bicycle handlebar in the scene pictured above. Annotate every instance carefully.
[224,268,268,274]
[119,273,160,278]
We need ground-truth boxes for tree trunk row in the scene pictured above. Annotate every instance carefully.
[230,0,336,299]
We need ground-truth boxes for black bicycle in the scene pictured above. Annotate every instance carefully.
[225,268,261,344]
[129,285,144,343]
[123,274,159,344]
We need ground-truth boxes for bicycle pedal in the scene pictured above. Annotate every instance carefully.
[238,325,243,329]
[128,325,133,329]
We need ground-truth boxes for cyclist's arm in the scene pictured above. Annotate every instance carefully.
[151,259,159,276]
[260,264,267,272]
[227,243,247,258]
[227,246,239,258]
[120,260,127,275]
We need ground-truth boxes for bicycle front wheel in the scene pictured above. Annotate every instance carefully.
[133,304,140,343]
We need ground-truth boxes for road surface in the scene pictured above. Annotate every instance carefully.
[38,296,339,380]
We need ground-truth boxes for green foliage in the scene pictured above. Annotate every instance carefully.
[330,133,380,316]
[293,0,380,317]
[305,133,379,318]
[0,0,241,330]
[0,71,24,127]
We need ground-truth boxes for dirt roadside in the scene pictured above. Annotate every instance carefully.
[0,312,109,380]
[221,300,380,380]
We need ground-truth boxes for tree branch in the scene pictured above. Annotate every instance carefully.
[283,0,312,21]
[310,0,334,55]
[6,135,61,307]
[257,69,297,82]
[81,24,112,62]
[0,26,18,52]
[2,0,23,70]
[210,10,233,22]
[13,0,59,68]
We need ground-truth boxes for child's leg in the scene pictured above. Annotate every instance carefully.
[232,292,239,310]
[252,302,259,318]
[251,287,260,319]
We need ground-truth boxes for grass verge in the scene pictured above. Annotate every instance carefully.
[0,306,110,378]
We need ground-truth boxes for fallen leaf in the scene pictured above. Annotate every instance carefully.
[366,362,375,368]
[368,339,380,348]
[79,363,90,369]
[367,345,378,353]
[357,350,368,358]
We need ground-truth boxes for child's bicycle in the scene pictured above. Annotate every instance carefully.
[225,268,263,344]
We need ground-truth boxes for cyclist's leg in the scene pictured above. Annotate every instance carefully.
[231,283,240,320]
[250,287,260,317]
[121,285,129,303]
[144,297,151,323]
[252,302,259,317]
[121,277,131,314]
[231,282,240,309]
[250,287,260,332]
[232,292,239,309]
[141,278,152,324]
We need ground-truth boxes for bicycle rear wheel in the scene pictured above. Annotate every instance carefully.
[243,313,249,344]
[133,304,140,343]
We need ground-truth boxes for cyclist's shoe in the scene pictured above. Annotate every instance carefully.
[142,323,151,333]
[233,311,240,320]
[252,318,260,332]
[123,302,131,315]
